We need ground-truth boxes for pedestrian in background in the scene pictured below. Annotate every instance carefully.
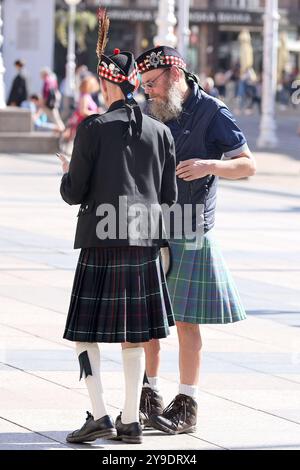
[61,75,101,144]
[21,94,61,132]
[7,59,28,107]
[40,67,65,132]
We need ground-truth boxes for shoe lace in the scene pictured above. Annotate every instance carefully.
[163,395,187,425]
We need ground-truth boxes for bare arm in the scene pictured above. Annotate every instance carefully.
[209,150,256,179]
[176,149,256,181]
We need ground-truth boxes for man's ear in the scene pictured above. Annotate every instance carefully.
[100,78,110,103]
[100,78,107,93]
[170,66,181,82]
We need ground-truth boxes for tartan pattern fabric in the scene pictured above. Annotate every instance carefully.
[137,55,186,73]
[167,233,247,324]
[63,246,174,343]
[98,64,138,85]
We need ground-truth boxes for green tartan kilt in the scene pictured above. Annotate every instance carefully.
[167,231,247,324]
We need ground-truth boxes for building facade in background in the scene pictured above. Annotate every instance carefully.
[55,0,300,79]
[3,0,55,98]
[2,0,299,94]
[190,0,300,74]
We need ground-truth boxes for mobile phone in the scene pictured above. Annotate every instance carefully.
[56,152,66,161]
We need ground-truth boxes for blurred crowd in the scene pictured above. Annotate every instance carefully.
[6,60,105,153]
[200,63,300,116]
[6,58,300,149]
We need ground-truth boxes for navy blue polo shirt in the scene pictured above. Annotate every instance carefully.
[167,90,248,160]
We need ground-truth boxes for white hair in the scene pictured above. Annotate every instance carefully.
[40,66,52,75]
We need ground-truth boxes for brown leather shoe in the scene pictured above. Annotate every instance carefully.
[150,394,197,434]
[66,411,117,443]
[139,387,164,428]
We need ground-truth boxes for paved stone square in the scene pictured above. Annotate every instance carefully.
[0,112,300,450]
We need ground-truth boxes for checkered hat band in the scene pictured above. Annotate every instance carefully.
[137,55,186,73]
[165,55,186,68]
[98,66,138,84]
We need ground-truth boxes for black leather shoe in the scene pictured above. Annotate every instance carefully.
[115,414,143,444]
[66,411,117,443]
[150,394,197,435]
[139,387,164,428]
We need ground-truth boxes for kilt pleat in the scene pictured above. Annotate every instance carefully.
[63,246,174,343]
[167,232,247,324]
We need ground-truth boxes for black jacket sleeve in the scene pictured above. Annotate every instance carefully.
[161,129,178,207]
[60,121,96,205]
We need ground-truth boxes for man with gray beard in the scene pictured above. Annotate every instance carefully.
[145,70,184,122]
[136,46,256,435]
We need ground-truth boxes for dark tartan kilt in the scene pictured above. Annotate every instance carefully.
[63,246,175,343]
[167,231,247,324]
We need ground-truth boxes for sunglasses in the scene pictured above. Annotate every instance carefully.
[141,68,169,90]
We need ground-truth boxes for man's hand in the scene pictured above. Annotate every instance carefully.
[176,153,256,181]
[176,159,212,181]
[56,152,69,174]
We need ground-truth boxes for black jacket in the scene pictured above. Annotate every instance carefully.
[60,100,177,249]
[7,74,28,106]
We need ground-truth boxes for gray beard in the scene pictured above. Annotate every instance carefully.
[148,82,184,122]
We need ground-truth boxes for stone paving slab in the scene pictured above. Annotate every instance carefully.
[0,418,70,451]
[1,370,299,450]
[1,138,300,450]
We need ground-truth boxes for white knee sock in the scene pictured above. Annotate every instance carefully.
[75,342,108,420]
[121,347,145,424]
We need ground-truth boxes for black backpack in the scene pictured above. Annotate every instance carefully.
[46,88,57,109]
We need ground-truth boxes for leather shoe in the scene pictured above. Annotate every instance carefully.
[66,411,117,443]
[115,414,143,444]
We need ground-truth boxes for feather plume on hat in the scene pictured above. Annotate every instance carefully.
[96,7,110,61]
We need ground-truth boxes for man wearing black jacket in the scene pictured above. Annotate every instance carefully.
[58,10,177,445]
